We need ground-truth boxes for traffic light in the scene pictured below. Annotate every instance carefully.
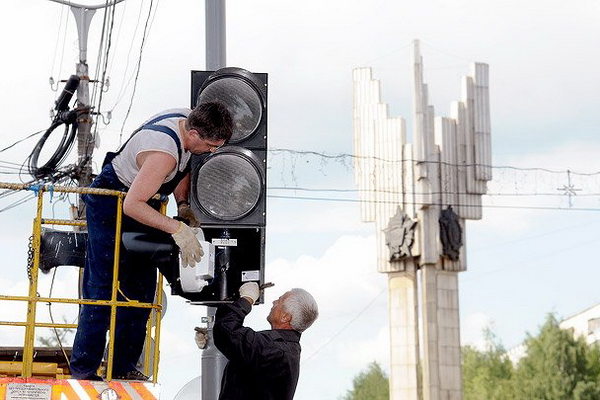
[189,67,267,226]
[171,67,268,304]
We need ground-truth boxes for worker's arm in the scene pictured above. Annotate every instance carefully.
[213,298,259,364]
[123,150,180,234]
[173,173,191,206]
[173,173,201,227]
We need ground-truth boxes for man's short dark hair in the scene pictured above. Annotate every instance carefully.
[187,102,233,142]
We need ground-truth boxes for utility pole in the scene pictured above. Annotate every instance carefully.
[353,40,492,400]
[201,1,228,399]
[48,0,125,218]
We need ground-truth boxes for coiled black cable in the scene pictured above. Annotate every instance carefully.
[27,110,79,180]
[27,75,80,180]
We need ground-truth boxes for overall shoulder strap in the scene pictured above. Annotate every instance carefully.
[107,112,188,163]
[141,124,182,163]
[143,112,188,126]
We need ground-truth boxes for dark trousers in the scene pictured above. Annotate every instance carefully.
[69,164,158,378]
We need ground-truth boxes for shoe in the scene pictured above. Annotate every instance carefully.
[71,373,104,381]
[113,370,149,381]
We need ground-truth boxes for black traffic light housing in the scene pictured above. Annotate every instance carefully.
[168,67,268,305]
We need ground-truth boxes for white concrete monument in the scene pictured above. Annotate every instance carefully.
[352,39,491,400]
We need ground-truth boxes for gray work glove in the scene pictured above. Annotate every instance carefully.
[194,327,208,349]
[177,202,200,227]
[239,282,260,305]
[172,221,203,267]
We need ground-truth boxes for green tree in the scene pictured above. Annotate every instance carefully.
[342,361,389,400]
[462,327,514,400]
[512,314,600,400]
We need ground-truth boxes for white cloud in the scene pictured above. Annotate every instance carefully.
[264,235,384,315]
[461,312,493,351]
[267,199,370,235]
[336,325,390,368]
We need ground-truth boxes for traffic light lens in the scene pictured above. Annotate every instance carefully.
[194,153,263,221]
[197,77,263,143]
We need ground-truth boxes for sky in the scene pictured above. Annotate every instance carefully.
[0,0,599,399]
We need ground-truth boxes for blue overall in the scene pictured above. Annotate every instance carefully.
[70,113,188,379]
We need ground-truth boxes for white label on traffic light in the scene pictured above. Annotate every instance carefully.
[241,270,260,282]
[211,238,238,246]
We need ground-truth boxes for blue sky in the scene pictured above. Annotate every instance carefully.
[0,0,599,399]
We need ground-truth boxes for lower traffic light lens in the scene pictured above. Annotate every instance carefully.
[194,150,263,221]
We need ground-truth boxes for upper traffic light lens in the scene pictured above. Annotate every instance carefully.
[197,75,264,144]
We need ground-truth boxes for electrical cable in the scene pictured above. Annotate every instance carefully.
[268,186,600,198]
[0,131,44,154]
[27,111,79,180]
[109,0,145,112]
[0,193,36,213]
[91,0,117,118]
[106,0,128,75]
[47,267,72,368]
[268,194,600,212]
[118,0,156,145]
[269,147,600,176]
[26,75,81,181]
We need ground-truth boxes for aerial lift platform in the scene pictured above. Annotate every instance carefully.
[0,182,164,399]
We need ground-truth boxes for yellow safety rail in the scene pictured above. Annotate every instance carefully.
[0,182,165,383]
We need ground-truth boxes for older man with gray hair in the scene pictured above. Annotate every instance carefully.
[213,282,318,400]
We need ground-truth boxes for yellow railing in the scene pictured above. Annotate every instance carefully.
[0,182,164,382]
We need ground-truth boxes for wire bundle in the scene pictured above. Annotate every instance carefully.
[27,75,79,180]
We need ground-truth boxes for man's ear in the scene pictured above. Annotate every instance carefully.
[282,313,292,323]
[188,129,199,139]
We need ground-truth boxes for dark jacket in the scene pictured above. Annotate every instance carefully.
[214,298,302,400]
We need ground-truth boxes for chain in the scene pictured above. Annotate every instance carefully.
[27,235,34,282]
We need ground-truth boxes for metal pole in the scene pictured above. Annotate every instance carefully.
[202,1,227,398]
[205,0,227,70]
[70,5,95,207]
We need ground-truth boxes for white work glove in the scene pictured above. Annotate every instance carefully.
[171,221,203,268]
[194,327,208,349]
[239,282,260,305]
[177,202,200,227]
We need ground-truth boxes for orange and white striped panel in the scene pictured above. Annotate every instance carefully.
[0,377,160,400]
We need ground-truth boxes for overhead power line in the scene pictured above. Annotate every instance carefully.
[118,0,157,145]
[269,148,600,176]
[267,193,600,212]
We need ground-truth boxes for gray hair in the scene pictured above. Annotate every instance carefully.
[282,288,319,333]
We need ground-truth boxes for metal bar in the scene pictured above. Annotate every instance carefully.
[0,321,79,329]
[40,218,87,227]
[47,0,126,10]
[22,189,46,377]
[146,200,167,383]
[151,275,164,383]
[0,295,158,309]
[106,195,124,381]
[0,182,123,197]
[0,182,170,201]
[143,319,152,378]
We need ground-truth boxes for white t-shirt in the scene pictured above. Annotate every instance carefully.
[112,108,192,187]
